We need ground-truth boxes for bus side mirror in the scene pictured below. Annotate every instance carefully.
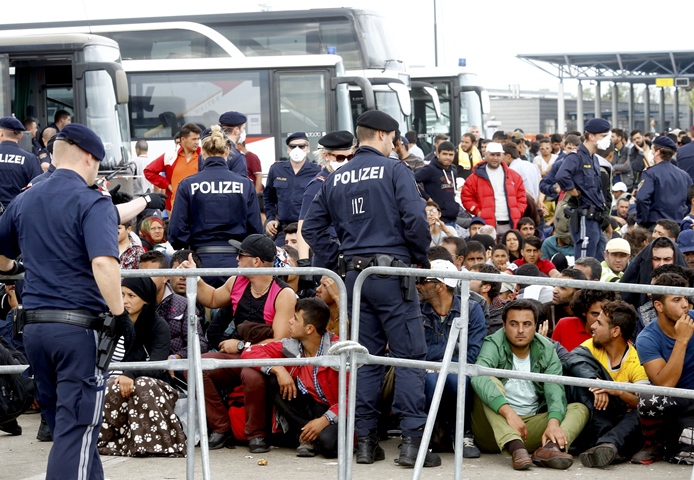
[115,70,129,105]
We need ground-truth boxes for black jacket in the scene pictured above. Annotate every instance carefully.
[123,304,171,383]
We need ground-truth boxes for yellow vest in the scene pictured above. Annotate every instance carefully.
[458,145,482,170]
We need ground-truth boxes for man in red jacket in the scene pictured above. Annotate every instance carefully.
[242,297,342,458]
[461,142,527,234]
[143,123,202,214]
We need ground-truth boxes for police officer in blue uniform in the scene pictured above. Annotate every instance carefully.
[218,111,249,177]
[0,123,131,479]
[297,130,355,268]
[0,116,42,212]
[169,125,262,287]
[302,111,440,468]
[556,118,612,261]
[635,135,692,229]
[265,132,321,245]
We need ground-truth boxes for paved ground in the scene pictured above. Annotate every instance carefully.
[3,413,693,480]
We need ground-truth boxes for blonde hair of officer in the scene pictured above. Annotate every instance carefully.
[201,125,230,159]
[312,139,356,173]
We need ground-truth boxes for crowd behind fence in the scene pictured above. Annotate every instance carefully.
[3,267,694,480]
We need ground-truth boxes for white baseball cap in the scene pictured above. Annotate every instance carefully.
[612,182,627,192]
[425,259,459,288]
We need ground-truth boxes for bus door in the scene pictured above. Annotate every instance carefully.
[0,54,9,116]
[410,81,442,155]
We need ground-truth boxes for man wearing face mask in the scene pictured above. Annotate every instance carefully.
[556,119,612,261]
[635,135,692,229]
[296,131,355,266]
[302,111,440,469]
[264,132,320,245]
[218,111,250,178]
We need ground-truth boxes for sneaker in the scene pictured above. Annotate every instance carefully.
[631,443,663,465]
[296,441,316,457]
[462,433,481,458]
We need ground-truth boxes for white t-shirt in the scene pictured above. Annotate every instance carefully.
[505,353,540,416]
[486,165,509,221]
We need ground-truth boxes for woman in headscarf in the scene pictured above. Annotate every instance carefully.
[139,216,174,256]
[98,277,185,457]
[501,229,523,263]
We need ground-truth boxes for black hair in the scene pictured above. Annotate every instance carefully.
[54,109,70,123]
[283,245,299,263]
[539,138,551,145]
[560,267,587,281]
[428,245,454,263]
[517,217,536,228]
[492,131,507,141]
[437,141,455,153]
[655,219,680,239]
[178,122,203,137]
[550,133,563,143]
[465,240,486,256]
[469,263,501,299]
[630,129,643,138]
[602,300,637,341]
[470,233,495,252]
[502,142,519,158]
[652,273,688,305]
[611,128,625,140]
[492,244,509,255]
[283,222,298,235]
[651,263,687,280]
[139,250,169,269]
[170,249,203,268]
[522,236,542,251]
[441,237,467,257]
[296,297,330,336]
[652,236,676,251]
[405,131,418,144]
[564,134,580,147]
[574,256,602,281]
[502,299,539,324]
[570,288,619,321]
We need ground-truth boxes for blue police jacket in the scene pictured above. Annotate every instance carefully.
[0,140,42,207]
[168,156,262,249]
[0,169,119,312]
[264,159,320,224]
[539,158,564,198]
[299,167,337,240]
[302,145,431,269]
[31,139,42,157]
[635,160,692,225]
[422,296,486,364]
[677,142,694,183]
[555,144,605,210]
[227,146,248,177]
[29,164,56,186]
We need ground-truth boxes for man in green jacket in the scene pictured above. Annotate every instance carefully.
[471,299,589,470]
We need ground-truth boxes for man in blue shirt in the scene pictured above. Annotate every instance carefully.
[0,123,130,479]
[265,132,320,245]
[415,141,458,228]
[633,273,694,464]
[302,110,439,468]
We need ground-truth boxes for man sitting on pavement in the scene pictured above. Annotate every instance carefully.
[632,273,694,464]
[564,300,648,467]
[242,298,341,458]
[471,300,590,470]
[418,260,487,457]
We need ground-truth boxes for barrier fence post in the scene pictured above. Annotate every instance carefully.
[453,281,470,480]
[335,269,350,480]
[185,275,198,479]
[190,277,211,479]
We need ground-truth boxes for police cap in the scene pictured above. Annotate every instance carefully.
[0,116,25,132]
[356,110,399,133]
[652,135,677,151]
[219,111,247,127]
[286,132,309,146]
[400,135,409,147]
[229,234,276,263]
[584,118,611,134]
[319,130,354,150]
[56,123,105,161]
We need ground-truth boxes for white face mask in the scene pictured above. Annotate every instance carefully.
[596,135,611,150]
[329,161,346,171]
[238,130,246,144]
[289,147,307,163]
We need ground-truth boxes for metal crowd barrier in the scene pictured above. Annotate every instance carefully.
[5,267,694,480]
[347,267,694,480]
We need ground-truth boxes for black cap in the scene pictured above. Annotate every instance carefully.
[319,130,354,150]
[56,123,105,161]
[286,132,309,146]
[229,234,276,263]
[514,264,542,278]
[0,116,25,132]
[584,118,611,134]
[356,110,399,132]
[653,135,677,151]
[219,111,247,127]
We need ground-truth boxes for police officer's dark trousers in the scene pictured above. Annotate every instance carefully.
[197,253,238,288]
[571,215,606,261]
[23,323,106,480]
[346,272,428,438]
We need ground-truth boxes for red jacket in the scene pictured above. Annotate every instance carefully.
[143,146,202,211]
[461,161,527,228]
[241,332,345,422]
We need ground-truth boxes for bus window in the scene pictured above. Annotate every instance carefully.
[85,70,123,170]
[102,30,227,60]
[127,70,271,140]
[277,71,328,154]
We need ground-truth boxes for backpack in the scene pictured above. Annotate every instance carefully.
[0,336,34,424]
[227,385,247,441]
